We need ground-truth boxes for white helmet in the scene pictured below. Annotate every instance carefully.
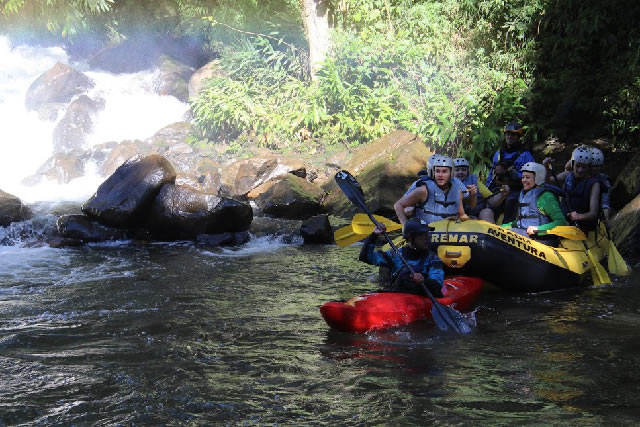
[453,157,469,168]
[426,154,442,178]
[432,156,454,177]
[590,147,604,166]
[571,145,592,167]
[521,162,547,186]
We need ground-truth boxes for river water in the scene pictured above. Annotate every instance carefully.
[2,36,640,425]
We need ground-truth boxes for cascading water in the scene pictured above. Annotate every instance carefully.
[0,34,189,204]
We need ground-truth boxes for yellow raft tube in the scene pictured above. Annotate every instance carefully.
[428,219,610,292]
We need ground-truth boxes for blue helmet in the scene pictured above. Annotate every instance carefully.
[504,122,524,134]
[403,218,434,239]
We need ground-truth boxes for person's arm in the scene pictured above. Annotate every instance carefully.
[394,185,427,225]
[425,255,445,285]
[457,190,469,220]
[569,182,601,222]
[358,226,390,266]
[535,192,569,233]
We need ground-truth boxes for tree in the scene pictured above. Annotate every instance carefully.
[300,0,331,80]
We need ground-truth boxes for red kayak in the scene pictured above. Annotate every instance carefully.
[320,276,484,333]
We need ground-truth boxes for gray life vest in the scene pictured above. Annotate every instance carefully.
[416,180,460,224]
[515,186,550,229]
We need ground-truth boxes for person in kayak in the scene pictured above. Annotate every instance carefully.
[543,146,601,232]
[394,155,469,225]
[359,218,444,297]
[501,162,568,245]
[480,122,535,224]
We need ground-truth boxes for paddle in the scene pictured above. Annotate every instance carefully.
[542,225,587,241]
[334,170,472,334]
[549,165,610,285]
[351,213,402,235]
[334,224,368,248]
[602,223,631,276]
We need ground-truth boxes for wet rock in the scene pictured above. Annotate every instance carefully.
[196,231,250,247]
[249,174,325,220]
[82,154,176,227]
[322,130,430,218]
[23,150,87,185]
[25,63,95,111]
[100,140,152,177]
[220,156,307,198]
[47,236,85,248]
[610,150,640,211]
[52,95,103,153]
[153,55,194,102]
[147,184,253,239]
[56,214,128,242]
[249,216,302,239]
[148,122,197,173]
[610,193,640,266]
[300,214,333,244]
[0,189,33,226]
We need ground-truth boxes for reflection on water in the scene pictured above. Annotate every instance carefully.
[0,240,639,424]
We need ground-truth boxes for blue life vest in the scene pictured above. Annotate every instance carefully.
[415,180,460,224]
[563,173,599,229]
[594,173,611,210]
[515,186,550,229]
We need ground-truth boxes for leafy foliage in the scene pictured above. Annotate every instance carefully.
[3,0,638,155]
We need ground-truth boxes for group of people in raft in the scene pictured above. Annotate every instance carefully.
[360,121,612,298]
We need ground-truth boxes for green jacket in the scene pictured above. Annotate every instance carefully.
[502,190,568,234]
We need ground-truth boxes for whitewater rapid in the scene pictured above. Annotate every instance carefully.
[0,35,189,203]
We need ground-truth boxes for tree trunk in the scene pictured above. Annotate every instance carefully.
[300,0,331,81]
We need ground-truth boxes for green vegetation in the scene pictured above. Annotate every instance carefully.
[2,0,639,167]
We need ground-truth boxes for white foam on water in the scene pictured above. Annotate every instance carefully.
[0,35,189,203]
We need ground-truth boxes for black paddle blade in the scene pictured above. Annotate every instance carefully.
[335,170,368,213]
[432,303,473,334]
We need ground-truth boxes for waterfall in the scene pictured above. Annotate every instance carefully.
[0,35,189,203]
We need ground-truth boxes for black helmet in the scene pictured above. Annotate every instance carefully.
[504,122,524,135]
[403,218,433,239]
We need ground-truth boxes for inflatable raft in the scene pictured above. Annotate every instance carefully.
[428,219,610,292]
[320,276,483,333]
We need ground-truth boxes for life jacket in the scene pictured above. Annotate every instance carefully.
[405,175,466,198]
[461,174,481,204]
[415,179,460,224]
[563,173,599,230]
[515,186,551,229]
[594,173,611,210]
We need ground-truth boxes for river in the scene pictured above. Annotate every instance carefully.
[2,36,640,425]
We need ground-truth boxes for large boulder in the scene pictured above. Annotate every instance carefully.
[153,55,194,102]
[0,190,32,226]
[100,140,152,177]
[82,154,176,227]
[147,122,198,173]
[188,59,225,98]
[52,95,103,153]
[25,63,95,111]
[56,214,128,242]
[23,150,87,185]
[220,156,306,198]
[322,130,431,218]
[610,150,640,211]
[610,194,640,267]
[300,214,334,244]
[249,174,325,220]
[147,184,253,239]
